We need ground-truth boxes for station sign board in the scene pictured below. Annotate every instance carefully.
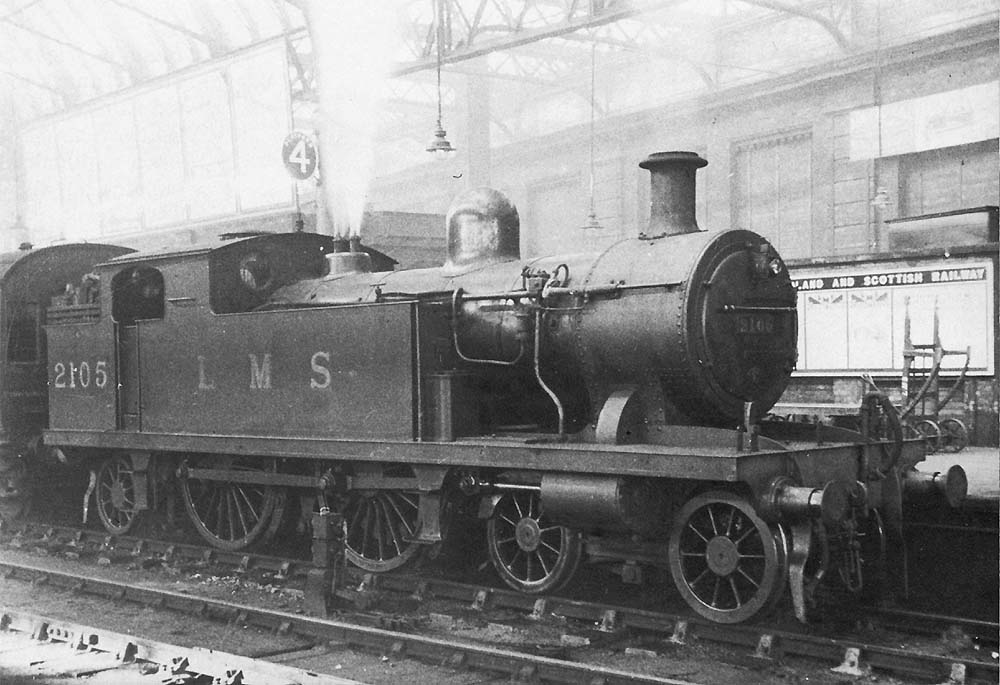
[789,258,995,375]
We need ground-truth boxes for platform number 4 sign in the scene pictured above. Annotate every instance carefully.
[282,131,318,180]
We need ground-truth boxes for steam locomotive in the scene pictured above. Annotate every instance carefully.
[0,152,966,624]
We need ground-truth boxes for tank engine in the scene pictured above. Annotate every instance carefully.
[32,151,966,625]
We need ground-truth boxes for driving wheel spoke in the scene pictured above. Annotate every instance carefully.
[343,469,423,573]
[180,457,278,551]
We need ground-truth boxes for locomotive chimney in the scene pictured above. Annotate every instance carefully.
[638,151,707,238]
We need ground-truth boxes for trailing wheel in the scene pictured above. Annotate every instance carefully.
[342,488,423,572]
[180,456,279,551]
[0,451,30,522]
[669,491,787,623]
[95,455,141,535]
[487,490,582,593]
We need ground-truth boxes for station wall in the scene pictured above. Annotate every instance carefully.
[368,20,1000,444]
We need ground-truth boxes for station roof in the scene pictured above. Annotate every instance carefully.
[0,1,992,167]
[0,1,927,127]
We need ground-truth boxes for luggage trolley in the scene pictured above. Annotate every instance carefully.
[865,301,970,453]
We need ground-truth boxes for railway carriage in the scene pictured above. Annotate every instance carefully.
[31,152,967,624]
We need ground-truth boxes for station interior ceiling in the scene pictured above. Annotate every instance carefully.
[0,1,882,126]
[0,0,996,256]
[3,1,990,175]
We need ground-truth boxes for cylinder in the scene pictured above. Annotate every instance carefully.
[638,151,708,238]
[540,474,663,535]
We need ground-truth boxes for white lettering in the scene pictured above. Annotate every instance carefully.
[249,353,272,390]
[78,361,91,388]
[310,351,331,389]
[53,362,66,388]
[52,360,108,390]
[95,360,108,389]
[932,268,984,283]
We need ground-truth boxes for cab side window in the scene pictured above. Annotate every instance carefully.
[112,267,164,324]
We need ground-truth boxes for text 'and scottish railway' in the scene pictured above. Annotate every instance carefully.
[792,267,987,291]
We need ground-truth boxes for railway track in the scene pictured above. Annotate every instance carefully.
[0,608,353,684]
[2,518,997,684]
[0,559,698,685]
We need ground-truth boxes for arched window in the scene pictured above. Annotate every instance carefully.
[111,267,164,323]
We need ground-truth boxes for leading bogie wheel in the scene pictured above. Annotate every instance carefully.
[342,488,424,572]
[668,491,787,624]
[180,456,279,551]
[487,490,582,594]
[938,418,969,453]
[95,454,141,535]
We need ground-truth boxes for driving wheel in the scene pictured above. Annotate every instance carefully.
[343,488,423,572]
[669,491,786,623]
[180,456,279,551]
[487,490,582,594]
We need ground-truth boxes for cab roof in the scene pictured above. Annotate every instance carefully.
[98,232,397,271]
[0,243,134,288]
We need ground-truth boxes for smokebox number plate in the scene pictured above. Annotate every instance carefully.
[737,314,775,335]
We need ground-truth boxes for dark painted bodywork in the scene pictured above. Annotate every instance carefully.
[41,231,893,496]
[1,243,132,451]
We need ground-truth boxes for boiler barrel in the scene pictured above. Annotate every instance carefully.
[531,228,797,425]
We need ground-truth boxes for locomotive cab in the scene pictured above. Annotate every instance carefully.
[0,242,132,519]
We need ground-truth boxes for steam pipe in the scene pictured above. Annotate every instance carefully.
[535,309,566,439]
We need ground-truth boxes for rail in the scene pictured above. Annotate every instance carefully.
[2,520,997,684]
[0,559,697,685]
